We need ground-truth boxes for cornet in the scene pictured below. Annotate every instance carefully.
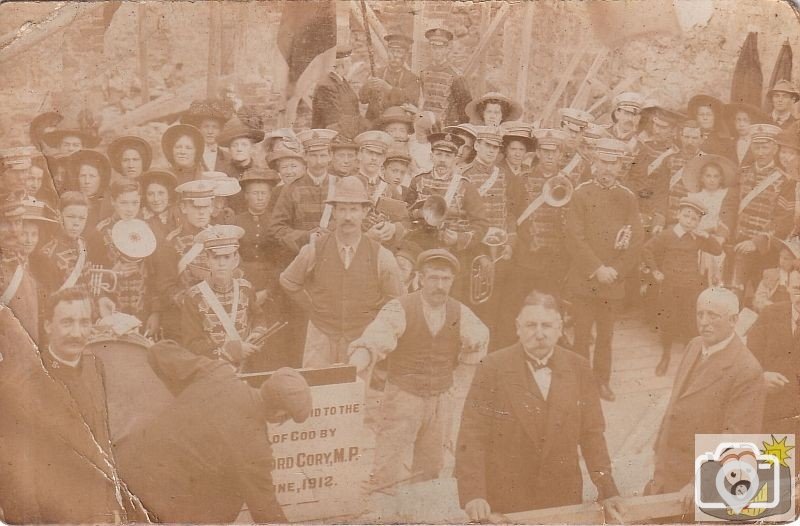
[88,264,117,296]
[470,227,509,305]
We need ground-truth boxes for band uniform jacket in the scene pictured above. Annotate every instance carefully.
[359,66,421,122]
[114,341,286,524]
[312,72,363,138]
[420,63,472,127]
[455,344,619,514]
[564,181,644,300]
[650,334,766,493]
[746,301,799,435]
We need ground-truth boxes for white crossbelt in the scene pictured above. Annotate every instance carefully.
[647,147,678,176]
[443,171,463,207]
[371,180,388,204]
[57,239,87,292]
[477,167,500,196]
[738,171,785,214]
[0,264,24,306]
[197,280,242,342]
[320,175,336,229]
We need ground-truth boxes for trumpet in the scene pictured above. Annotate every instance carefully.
[88,265,117,296]
[470,227,509,305]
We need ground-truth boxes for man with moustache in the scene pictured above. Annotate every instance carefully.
[565,138,644,401]
[606,92,644,146]
[348,249,488,493]
[455,292,624,519]
[645,288,765,512]
[359,34,421,123]
[268,129,339,254]
[280,177,403,368]
[329,134,359,178]
[407,132,488,256]
[557,108,595,184]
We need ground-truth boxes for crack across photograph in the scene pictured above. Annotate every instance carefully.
[0,0,799,524]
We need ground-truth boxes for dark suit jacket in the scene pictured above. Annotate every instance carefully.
[747,301,799,434]
[651,334,766,493]
[359,66,421,122]
[312,72,363,138]
[455,344,618,514]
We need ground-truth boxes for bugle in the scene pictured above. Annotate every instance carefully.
[89,264,117,296]
[470,227,509,305]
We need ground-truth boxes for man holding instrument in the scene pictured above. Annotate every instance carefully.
[180,224,270,367]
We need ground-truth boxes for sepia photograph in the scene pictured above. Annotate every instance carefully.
[0,0,799,523]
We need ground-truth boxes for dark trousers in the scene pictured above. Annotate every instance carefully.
[571,296,621,384]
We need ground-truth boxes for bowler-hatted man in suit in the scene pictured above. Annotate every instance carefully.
[646,287,766,511]
[455,291,625,521]
[747,259,800,435]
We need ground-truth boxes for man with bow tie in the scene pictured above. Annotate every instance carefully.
[454,291,624,520]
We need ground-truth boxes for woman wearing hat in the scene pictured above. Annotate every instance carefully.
[181,99,232,172]
[687,94,733,159]
[217,116,266,212]
[107,135,153,180]
[722,102,769,166]
[140,170,180,240]
[68,149,112,232]
[465,92,523,127]
[684,154,739,285]
[162,123,205,185]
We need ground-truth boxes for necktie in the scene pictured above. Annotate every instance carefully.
[525,353,550,371]
[342,246,353,269]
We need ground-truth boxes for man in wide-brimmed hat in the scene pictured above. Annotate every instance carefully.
[181,99,232,172]
[420,27,472,127]
[312,44,365,139]
[768,79,800,130]
[730,123,787,293]
[107,135,153,180]
[564,138,645,401]
[360,34,421,123]
[465,92,523,127]
[280,176,403,368]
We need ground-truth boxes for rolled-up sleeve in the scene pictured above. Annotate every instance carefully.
[458,304,489,364]
[349,299,406,363]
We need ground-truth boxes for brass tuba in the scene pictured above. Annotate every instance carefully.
[470,227,509,305]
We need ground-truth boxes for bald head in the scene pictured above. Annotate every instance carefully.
[696,287,739,346]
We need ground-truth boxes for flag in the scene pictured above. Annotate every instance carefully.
[730,32,763,108]
[277,0,336,86]
[765,39,793,111]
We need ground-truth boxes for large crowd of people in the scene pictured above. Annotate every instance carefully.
[0,23,799,524]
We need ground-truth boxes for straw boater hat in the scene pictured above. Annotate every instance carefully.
[466,92,523,124]
[41,112,101,149]
[180,99,231,128]
[112,219,157,259]
[767,79,800,102]
[161,124,204,167]
[324,176,371,205]
[107,135,153,175]
[217,116,265,148]
[682,153,738,192]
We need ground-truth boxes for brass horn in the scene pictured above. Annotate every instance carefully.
[542,174,574,208]
[470,227,509,305]
[88,264,117,296]
[410,195,448,231]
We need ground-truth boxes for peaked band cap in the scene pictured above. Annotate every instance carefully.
[175,179,217,204]
[559,108,594,130]
[417,248,460,274]
[428,132,466,153]
[749,123,782,143]
[355,130,394,154]
[384,33,413,48]
[593,138,629,161]
[612,92,644,113]
[425,27,454,45]
[474,125,504,146]
[196,224,245,255]
[296,129,337,151]
[532,128,567,150]
[678,196,707,216]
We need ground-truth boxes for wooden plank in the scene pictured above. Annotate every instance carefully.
[463,2,511,77]
[587,72,640,115]
[476,1,492,94]
[536,47,586,127]
[349,0,388,62]
[502,492,685,523]
[137,4,149,105]
[515,2,535,117]
[206,1,222,99]
[411,0,425,73]
[570,50,608,109]
[0,2,105,64]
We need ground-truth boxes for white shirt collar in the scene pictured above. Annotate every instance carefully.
[48,346,81,368]
[308,172,327,186]
[524,347,555,367]
[701,331,736,359]
[773,109,791,124]
[673,223,689,238]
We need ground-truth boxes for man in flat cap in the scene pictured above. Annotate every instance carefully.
[115,340,312,523]
[768,79,800,130]
[180,224,269,368]
[268,128,339,254]
[406,133,489,290]
[312,44,365,139]
[280,176,403,368]
[420,27,472,127]
[564,138,644,401]
[359,33,421,123]
[730,123,789,293]
[348,248,488,493]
